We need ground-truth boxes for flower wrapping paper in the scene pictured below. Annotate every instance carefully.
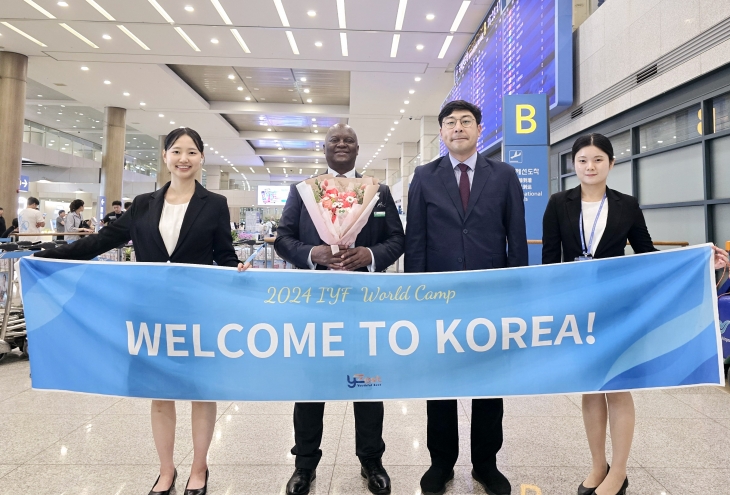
[296,175,381,247]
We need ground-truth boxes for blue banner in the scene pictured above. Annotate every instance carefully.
[20,245,723,401]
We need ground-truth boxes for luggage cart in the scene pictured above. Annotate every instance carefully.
[0,251,34,362]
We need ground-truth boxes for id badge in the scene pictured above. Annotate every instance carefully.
[574,255,593,261]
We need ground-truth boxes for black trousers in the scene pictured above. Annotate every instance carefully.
[426,398,503,471]
[291,401,385,469]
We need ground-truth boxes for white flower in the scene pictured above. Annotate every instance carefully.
[346,196,356,204]
[333,201,343,208]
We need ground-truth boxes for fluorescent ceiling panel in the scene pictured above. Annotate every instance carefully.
[117,25,150,50]
[1,22,47,46]
[59,23,99,48]
[211,0,233,24]
[85,0,115,20]
[450,1,471,32]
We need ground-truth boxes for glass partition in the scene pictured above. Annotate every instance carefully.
[638,104,702,153]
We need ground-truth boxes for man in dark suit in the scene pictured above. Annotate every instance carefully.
[405,100,528,495]
[275,123,405,495]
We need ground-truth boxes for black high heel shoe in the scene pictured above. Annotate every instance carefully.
[595,475,628,495]
[577,464,609,495]
[184,468,209,495]
[149,469,177,495]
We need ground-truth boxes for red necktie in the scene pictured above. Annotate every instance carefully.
[458,163,470,212]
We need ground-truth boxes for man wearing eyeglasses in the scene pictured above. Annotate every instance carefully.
[404,100,528,495]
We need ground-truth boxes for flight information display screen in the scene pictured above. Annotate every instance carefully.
[442,0,572,154]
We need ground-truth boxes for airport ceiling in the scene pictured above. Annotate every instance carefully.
[1,0,493,173]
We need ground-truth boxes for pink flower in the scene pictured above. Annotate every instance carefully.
[322,198,332,209]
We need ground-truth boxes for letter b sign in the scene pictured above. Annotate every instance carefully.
[516,104,537,134]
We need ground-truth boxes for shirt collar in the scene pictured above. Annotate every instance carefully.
[327,167,357,178]
[449,151,478,170]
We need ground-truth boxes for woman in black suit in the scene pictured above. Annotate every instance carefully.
[36,128,246,495]
[543,133,728,495]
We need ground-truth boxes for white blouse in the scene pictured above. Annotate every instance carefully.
[581,200,608,256]
[159,200,189,256]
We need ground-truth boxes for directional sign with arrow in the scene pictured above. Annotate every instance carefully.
[19,175,29,192]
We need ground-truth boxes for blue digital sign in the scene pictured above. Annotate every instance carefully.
[442,0,573,154]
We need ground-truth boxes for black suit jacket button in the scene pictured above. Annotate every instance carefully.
[457,257,463,263]
[463,229,468,234]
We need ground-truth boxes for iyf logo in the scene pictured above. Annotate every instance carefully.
[347,374,382,388]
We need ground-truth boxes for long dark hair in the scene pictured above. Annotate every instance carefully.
[572,133,614,163]
[164,127,204,153]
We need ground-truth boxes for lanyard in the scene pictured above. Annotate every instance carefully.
[579,194,607,257]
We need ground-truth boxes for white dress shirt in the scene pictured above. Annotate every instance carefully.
[449,151,478,189]
[581,200,609,256]
[159,200,189,256]
[307,167,376,271]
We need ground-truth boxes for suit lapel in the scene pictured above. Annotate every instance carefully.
[464,154,492,222]
[148,183,169,256]
[172,182,207,256]
[594,187,622,257]
[437,156,465,222]
[565,185,583,250]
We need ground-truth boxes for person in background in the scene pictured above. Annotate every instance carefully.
[0,207,6,235]
[65,200,92,242]
[2,218,18,239]
[405,100,527,495]
[55,210,66,241]
[103,201,124,225]
[124,201,132,211]
[35,127,246,495]
[542,133,728,495]
[18,197,45,243]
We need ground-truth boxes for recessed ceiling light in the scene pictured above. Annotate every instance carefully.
[158,113,164,117]
[102,34,111,40]
[414,76,421,82]
[426,13,435,20]
[300,77,307,82]
[307,10,316,17]
[404,100,409,104]
[394,120,399,124]
[260,97,266,100]
[278,147,282,150]
[315,41,322,47]
[400,109,405,113]
[416,44,424,50]
[123,92,130,96]
[253,87,259,90]
[307,98,312,103]
[303,88,310,93]
[245,96,251,100]
[140,102,146,106]
[268,128,272,131]
[312,124,318,128]
[313,129,319,133]
[170,121,175,124]
[104,80,111,84]
[387,133,391,136]
[211,38,219,44]
[237,86,243,91]
[390,127,395,131]
[58,1,69,6]
[311,118,316,121]
[409,89,415,94]
[185,5,194,11]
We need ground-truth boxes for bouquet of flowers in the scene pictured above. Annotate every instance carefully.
[296,174,381,250]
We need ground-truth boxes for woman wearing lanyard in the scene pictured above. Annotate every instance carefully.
[35,127,248,495]
[542,133,728,495]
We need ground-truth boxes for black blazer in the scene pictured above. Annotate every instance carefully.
[542,185,657,264]
[404,154,528,273]
[274,174,405,271]
[35,181,240,267]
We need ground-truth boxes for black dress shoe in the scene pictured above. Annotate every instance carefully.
[148,469,177,495]
[286,468,316,495]
[420,466,454,495]
[184,468,209,495]
[360,458,391,494]
[472,466,511,495]
[578,464,610,495]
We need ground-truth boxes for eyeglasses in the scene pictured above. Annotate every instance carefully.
[442,117,475,129]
